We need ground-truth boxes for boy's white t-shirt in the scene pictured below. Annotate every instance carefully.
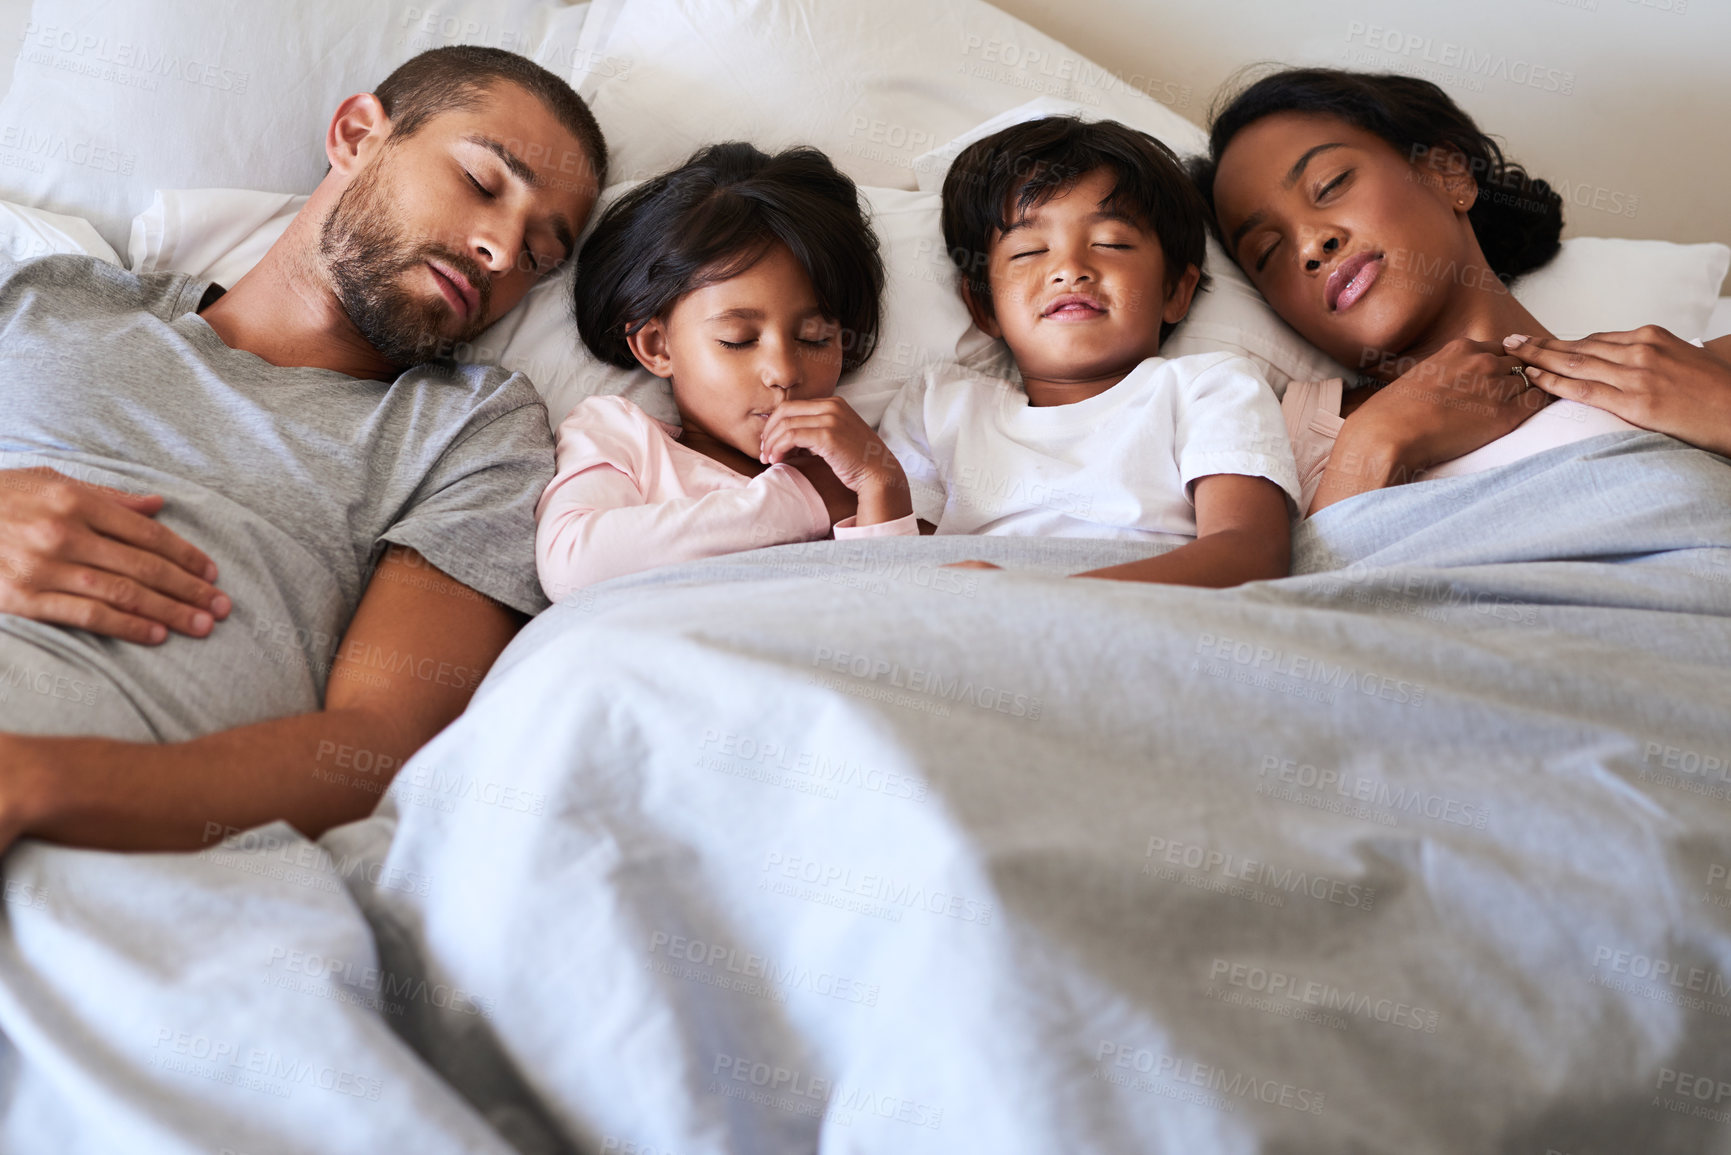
[878,350,1301,540]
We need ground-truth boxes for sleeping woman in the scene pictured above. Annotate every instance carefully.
[1189,68,1731,513]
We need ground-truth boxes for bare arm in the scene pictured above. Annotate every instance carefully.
[0,545,524,852]
[1310,338,1541,514]
[1071,474,1292,587]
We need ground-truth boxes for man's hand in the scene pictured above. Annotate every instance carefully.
[761,398,914,527]
[0,467,230,643]
[1507,327,1731,458]
[1314,338,1546,512]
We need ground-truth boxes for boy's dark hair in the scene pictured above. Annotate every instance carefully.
[575,142,884,372]
[1189,67,1562,285]
[940,116,1210,344]
[374,46,608,189]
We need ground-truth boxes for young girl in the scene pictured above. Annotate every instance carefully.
[536,143,917,598]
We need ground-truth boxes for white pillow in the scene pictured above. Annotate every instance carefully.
[910,95,1203,193]
[0,199,120,265]
[0,0,592,253]
[129,184,1731,440]
[126,182,985,434]
[569,0,1206,191]
[1511,237,1731,342]
[911,98,1349,394]
[128,190,302,289]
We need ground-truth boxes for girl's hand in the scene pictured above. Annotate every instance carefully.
[1315,338,1546,511]
[760,397,913,526]
[781,455,859,527]
[1506,327,1731,458]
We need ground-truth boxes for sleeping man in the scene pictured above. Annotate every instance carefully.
[0,47,603,853]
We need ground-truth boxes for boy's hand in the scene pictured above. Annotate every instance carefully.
[1073,474,1290,586]
[760,397,914,526]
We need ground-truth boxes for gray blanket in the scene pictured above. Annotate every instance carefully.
[3,431,1730,1152]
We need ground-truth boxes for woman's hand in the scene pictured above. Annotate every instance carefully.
[760,398,914,526]
[1314,337,1546,511]
[0,468,230,643]
[1506,327,1731,458]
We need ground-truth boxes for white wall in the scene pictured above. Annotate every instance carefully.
[995,0,1731,290]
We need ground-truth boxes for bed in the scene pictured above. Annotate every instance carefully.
[1,1,1730,1152]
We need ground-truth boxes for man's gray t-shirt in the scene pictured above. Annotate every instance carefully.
[0,254,556,742]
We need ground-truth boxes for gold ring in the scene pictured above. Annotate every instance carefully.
[1510,364,1531,386]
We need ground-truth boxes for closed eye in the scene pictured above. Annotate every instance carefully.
[1094,243,1132,250]
[465,170,494,199]
[1009,249,1047,261]
[798,336,832,347]
[718,339,755,349]
[1317,170,1351,201]
[1254,240,1278,274]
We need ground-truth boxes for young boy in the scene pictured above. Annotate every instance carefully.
[877,116,1300,586]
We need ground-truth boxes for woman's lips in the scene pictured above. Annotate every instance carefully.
[1326,252,1383,313]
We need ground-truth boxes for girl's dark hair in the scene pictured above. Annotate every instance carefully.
[942,116,1210,344]
[1190,68,1563,284]
[574,142,884,371]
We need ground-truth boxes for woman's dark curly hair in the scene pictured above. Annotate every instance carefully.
[1189,68,1564,284]
[574,142,884,371]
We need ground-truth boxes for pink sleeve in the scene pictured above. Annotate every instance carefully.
[534,401,830,596]
[832,513,920,538]
[1280,378,1345,517]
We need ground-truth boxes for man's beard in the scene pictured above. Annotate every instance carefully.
[319,155,493,369]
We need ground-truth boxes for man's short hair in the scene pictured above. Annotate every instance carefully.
[941,116,1209,343]
[374,46,608,188]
